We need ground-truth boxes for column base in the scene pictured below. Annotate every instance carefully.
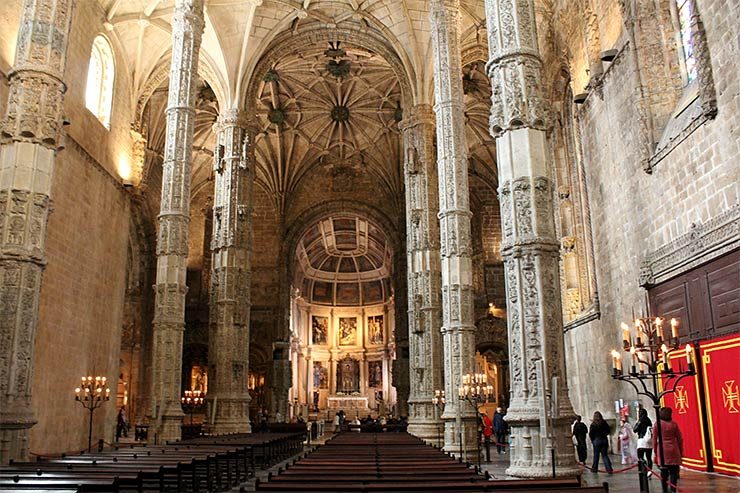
[155,414,183,444]
[211,420,251,435]
[0,417,35,465]
[442,416,479,461]
[506,463,582,479]
[407,422,444,445]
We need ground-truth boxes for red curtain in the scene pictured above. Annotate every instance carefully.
[700,334,740,476]
[661,347,708,471]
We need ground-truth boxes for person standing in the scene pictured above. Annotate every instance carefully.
[116,407,128,440]
[619,417,637,464]
[493,407,507,454]
[634,408,654,474]
[481,412,493,461]
[589,411,613,474]
[572,415,588,463]
[653,407,683,493]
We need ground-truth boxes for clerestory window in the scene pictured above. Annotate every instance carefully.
[85,35,115,129]
[674,0,698,86]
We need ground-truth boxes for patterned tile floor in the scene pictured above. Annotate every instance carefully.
[478,451,739,493]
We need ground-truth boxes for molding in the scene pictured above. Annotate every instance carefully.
[639,203,740,287]
[563,302,601,333]
[65,136,128,193]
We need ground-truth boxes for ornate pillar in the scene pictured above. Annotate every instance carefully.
[208,109,253,434]
[429,0,478,456]
[0,0,75,463]
[150,0,204,443]
[400,105,444,442]
[485,0,579,477]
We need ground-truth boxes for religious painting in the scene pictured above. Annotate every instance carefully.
[337,355,360,394]
[338,317,357,346]
[313,361,328,389]
[336,283,360,305]
[368,360,383,388]
[368,315,384,345]
[362,280,384,305]
[312,316,328,345]
[190,365,208,394]
[312,281,333,304]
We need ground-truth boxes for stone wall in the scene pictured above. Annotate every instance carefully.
[559,0,739,419]
[0,2,134,454]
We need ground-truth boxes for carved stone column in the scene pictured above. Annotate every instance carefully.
[400,105,444,442]
[150,0,204,443]
[208,109,252,434]
[485,0,579,477]
[429,0,478,456]
[0,0,75,463]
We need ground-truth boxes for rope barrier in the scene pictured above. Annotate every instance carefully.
[645,465,690,493]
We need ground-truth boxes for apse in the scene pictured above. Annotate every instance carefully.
[287,213,397,420]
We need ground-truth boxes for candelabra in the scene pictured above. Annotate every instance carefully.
[432,390,446,449]
[181,390,205,428]
[458,373,495,470]
[75,376,111,452]
[611,316,695,493]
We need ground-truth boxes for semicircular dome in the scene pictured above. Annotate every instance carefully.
[295,213,392,306]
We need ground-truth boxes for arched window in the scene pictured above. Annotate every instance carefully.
[85,35,115,128]
[674,0,698,85]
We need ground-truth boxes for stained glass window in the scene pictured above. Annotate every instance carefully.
[676,0,697,84]
[85,35,115,128]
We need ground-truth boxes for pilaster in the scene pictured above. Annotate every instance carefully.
[208,109,253,434]
[0,0,76,463]
[485,0,579,478]
[400,105,444,442]
[150,0,204,443]
[429,0,478,457]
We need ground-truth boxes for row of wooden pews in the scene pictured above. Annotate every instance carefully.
[255,433,609,493]
[0,432,305,492]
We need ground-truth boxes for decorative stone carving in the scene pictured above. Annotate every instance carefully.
[400,105,444,442]
[208,109,253,434]
[429,0,478,456]
[640,203,739,288]
[130,129,147,186]
[150,0,205,443]
[485,0,579,478]
[0,0,75,464]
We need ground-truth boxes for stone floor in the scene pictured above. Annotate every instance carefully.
[478,450,740,493]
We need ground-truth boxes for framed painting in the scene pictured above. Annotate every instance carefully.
[312,315,328,345]
[368,315,384,344]
[338,317,357,346]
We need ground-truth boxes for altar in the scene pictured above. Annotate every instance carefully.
[327,396,369,412]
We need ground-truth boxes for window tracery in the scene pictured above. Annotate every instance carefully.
[85,35,115,129]
[675,0,698,85]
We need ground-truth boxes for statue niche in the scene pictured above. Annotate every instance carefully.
[336,355,360,394]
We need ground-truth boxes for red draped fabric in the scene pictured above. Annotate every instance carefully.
[661,347,708,471]
[700,335,740,476]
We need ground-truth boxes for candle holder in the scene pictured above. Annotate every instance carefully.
[458,373,495,470]
[181,390,205,429]
[610,316,695,493]
[75,375,111,452]
[432,389,446,448]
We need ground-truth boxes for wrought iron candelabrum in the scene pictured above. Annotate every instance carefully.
[610,316,695,493]
[458,373,495,470]
[181,390,205,427]
[75,376,111,452]
[432,389,446,448]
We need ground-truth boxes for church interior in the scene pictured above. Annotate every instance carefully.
[0,0,737,490]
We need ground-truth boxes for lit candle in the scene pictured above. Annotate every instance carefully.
[671,319,679,339]
[611,350,622,372]
[621,323,631,346]
[655,318,664,340]
[685,344,692,365]
[630,347,638,369]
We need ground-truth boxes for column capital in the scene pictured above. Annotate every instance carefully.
[485,0,550,136]
[215,108,249,130]
[398,105,435,132]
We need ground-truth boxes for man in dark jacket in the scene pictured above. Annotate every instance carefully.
[493,407,507,453]
[572,415,588,463]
